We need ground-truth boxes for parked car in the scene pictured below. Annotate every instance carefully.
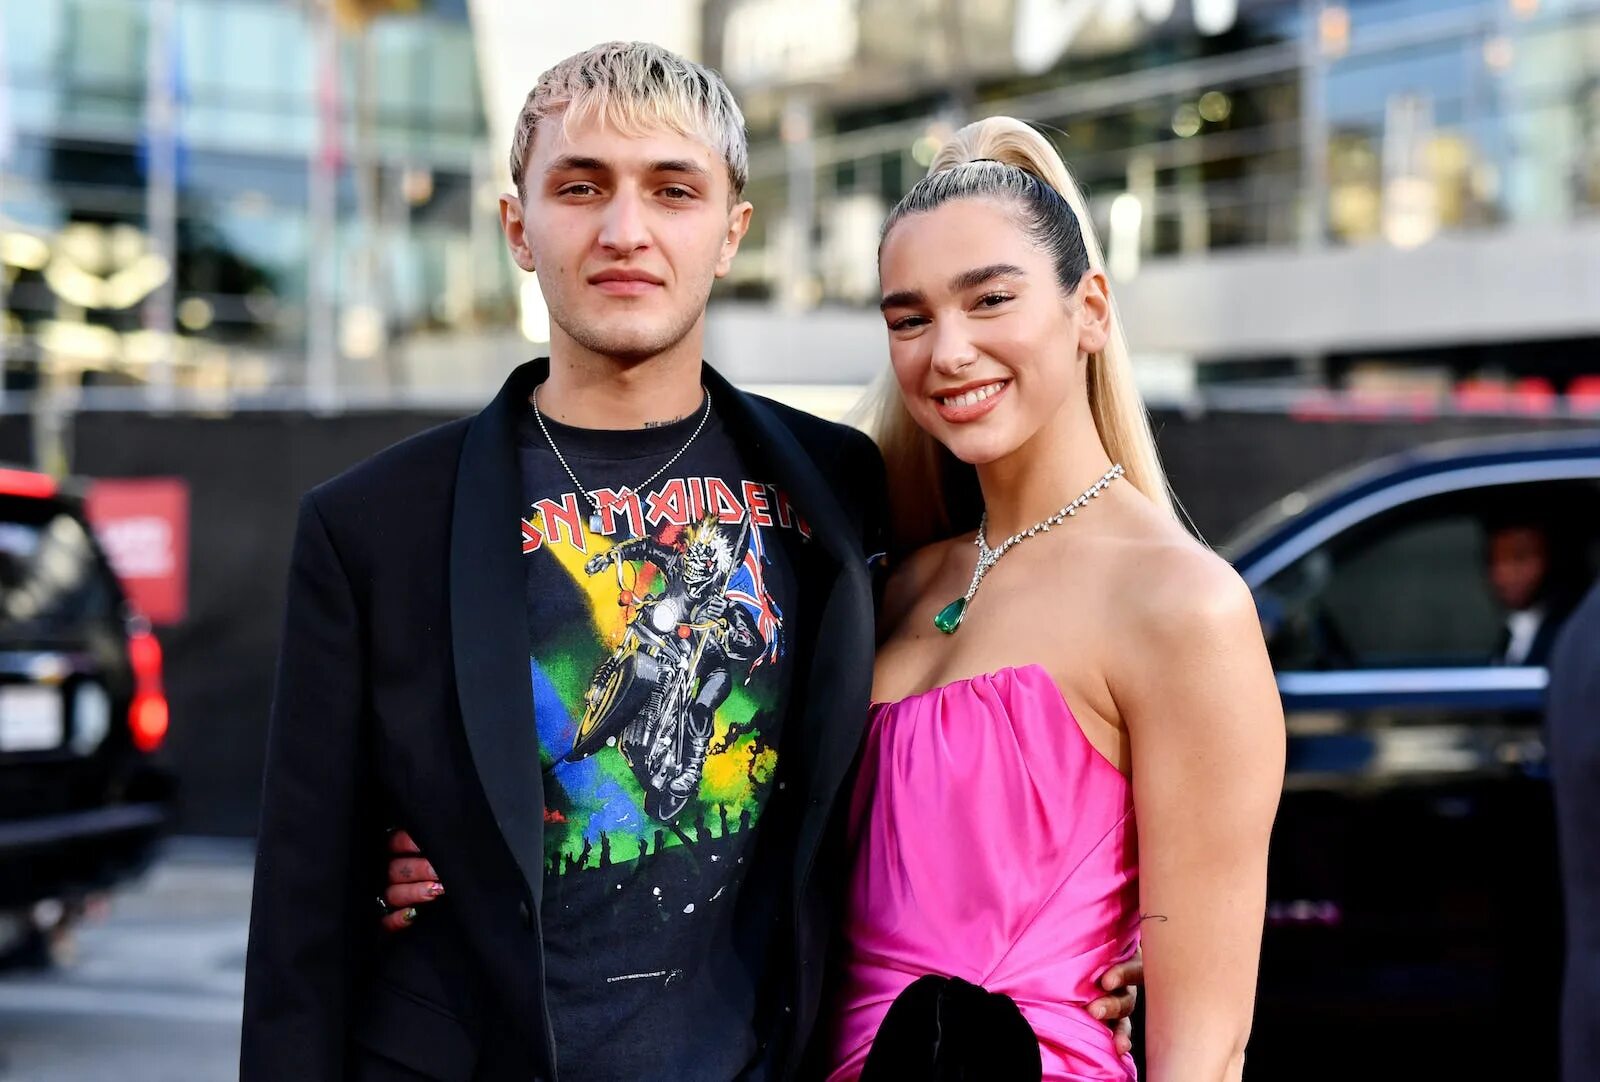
[0,465,175,965]
[1226,431,1600,1080]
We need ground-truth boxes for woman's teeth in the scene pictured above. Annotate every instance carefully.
[940,382,1005,408]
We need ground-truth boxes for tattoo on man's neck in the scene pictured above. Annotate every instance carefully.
[642,413,690,429]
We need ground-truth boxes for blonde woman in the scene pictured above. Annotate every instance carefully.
[826,118,1283,1081]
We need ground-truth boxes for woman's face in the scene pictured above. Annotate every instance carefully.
[878,198,1108,466]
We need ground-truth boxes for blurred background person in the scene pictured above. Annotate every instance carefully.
[1484,508,1586,666]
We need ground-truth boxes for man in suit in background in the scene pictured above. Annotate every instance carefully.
[1548,580,1600,1082]
[1486,514,1580,667]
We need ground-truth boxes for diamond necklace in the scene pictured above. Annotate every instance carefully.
[933,464,1125,634]
[531,384,712,535]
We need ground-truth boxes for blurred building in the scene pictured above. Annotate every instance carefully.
[701,0,1600,411]
[0,0,514,406]
[0,0,1597,418]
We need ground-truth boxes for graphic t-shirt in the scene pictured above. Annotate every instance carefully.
[517,397,803,1081]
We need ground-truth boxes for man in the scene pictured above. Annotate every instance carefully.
[1486,515,1577,667]
[243,42,1135,1081]
[1548,581,1600,1082]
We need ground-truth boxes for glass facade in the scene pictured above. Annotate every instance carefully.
[0,0,512,398]
[719,0,1600,306]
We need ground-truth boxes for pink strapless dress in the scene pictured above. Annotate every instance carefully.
[825,664,1140,1081]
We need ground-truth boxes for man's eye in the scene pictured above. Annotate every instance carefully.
[560,183,599,197]
[661,186,694,200]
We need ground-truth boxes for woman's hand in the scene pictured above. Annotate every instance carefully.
[1086,952,1143,1055]
[380,829,444,933]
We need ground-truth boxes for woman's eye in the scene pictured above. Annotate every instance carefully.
[888,316,927,331]
[978,293,1013,308]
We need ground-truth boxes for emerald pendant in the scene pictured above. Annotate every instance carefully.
[933,597,967,634]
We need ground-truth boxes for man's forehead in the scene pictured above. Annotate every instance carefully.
[533,112,719,171]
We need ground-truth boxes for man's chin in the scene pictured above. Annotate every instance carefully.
[569,323,695,365]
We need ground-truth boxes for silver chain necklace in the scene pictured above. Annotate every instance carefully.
[934,464,1125,634]
[531,384,712,535]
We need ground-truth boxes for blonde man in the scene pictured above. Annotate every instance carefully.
[242,42,1136,1080]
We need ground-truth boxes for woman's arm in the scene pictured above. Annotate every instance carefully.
[1116,549,1284,1082]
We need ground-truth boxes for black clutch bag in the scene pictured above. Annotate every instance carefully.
[859,974,1043,1082]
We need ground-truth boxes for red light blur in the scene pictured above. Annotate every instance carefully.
[130,694,169,752]
[0,468,58,499]
[127,629,168,753]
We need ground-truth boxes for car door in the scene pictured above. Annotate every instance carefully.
[1238,466,1600,1080]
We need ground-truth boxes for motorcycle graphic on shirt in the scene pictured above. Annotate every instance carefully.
[566,515,763,823]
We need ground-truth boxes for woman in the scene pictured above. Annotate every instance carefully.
[385,117,1283,1081]
[825,117,1282,1081]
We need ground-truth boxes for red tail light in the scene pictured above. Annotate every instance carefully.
[0,468,57,499]
[128,628,169,753]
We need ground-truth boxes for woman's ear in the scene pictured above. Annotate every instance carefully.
[1076,271,1111,357]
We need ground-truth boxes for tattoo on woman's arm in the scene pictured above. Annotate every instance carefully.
[1139,913,1168,924]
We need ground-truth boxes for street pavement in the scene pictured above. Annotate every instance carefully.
[0,839,251,1081]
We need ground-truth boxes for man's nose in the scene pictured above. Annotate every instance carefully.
[599,190,651,255]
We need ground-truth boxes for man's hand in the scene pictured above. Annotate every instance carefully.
[1085,953,1143,1056]
[380,830,444,933]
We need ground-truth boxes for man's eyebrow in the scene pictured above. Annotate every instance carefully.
[649,159,711,177]
[545,155,609,174]
[949,263,1027,293]
[879,289,925,312]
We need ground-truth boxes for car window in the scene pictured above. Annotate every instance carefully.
[1258,479,1600,670]
[0,496,118,643]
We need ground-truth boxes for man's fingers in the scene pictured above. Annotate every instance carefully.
[380,907,419,934]
[383,882,444,909]
[1100,957,1143,992]
[1114,1017,1133,1055]
[387,857,438,885]
[388,829,422,855]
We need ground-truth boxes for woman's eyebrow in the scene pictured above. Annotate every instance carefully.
[949,263,1026,293]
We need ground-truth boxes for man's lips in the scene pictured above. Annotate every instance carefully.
[589,270,664,296]
[932,379,1011,423]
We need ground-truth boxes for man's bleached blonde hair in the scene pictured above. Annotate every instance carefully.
[509,41,749,201]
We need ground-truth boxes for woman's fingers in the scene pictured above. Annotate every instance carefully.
[388,829,422,855]
[383,881,445,909]
[387,856,439,885]
[380,906,419,934]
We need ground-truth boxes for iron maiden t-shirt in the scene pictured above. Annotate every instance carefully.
[517,396,802,1080]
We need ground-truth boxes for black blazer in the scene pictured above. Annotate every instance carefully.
[1548,582,1600,1082]
[241,359,888,1081]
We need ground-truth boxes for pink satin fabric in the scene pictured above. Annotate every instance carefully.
[825,664,1140,1081]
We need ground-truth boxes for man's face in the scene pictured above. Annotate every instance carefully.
[1487,526,1550,611]
[500,112,752,364]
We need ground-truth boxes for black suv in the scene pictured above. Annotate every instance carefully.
[1228,431,1600,1079]
[0,466,174,963]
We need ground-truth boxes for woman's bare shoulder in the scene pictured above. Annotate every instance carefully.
[1104,508,1258,649]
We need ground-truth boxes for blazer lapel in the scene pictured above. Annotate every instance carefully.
[707,366,877,904]
[451,359,548,907]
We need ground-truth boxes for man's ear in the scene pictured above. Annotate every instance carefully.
[714,200,754,279]
[500,192,538,273]
[1077,270,1111,357]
